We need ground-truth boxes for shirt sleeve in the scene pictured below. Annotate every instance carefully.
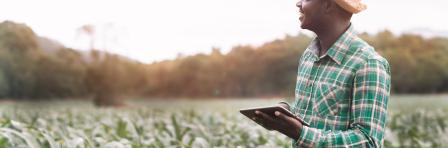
[295,58,391,147]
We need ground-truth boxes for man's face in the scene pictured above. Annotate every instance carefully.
[297,0,325,30]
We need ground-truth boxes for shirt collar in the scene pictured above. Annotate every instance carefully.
[307,24,356,65]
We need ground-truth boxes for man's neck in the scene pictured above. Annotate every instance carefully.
[314,22,351,57]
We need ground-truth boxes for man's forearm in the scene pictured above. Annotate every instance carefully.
[296,124,380,147]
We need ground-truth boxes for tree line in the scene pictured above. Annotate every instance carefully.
[0,21,447,101]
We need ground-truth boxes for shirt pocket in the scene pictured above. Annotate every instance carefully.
[312,83,344,117]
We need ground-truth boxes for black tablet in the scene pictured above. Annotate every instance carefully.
[239,105,309,126]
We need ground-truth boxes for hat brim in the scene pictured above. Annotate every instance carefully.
[334,0,367,14]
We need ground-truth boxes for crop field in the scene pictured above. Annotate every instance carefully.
[0,95,447,148]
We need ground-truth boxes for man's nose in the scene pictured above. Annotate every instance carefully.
[296,0,302,8]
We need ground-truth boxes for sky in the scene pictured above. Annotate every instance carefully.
[0,0,447,63]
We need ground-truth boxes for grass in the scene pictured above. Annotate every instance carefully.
[0,94,447,147]
[389,94,448,111]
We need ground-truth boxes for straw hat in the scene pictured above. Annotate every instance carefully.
[334,0,367,14]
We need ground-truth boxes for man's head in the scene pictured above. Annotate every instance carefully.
[296,0,364,32]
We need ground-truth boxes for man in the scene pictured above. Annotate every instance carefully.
[253,0,391,147]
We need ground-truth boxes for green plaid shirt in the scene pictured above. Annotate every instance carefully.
[288,25,391,147]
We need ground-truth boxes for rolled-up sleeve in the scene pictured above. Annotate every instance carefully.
[295,58,391,147]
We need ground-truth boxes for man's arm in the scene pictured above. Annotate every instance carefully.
[296,58,391,147]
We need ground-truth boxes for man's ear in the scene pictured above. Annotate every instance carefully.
[323,0,337,14]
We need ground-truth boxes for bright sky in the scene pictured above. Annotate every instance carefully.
[1,0,447,63]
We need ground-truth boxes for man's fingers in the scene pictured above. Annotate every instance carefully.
[255,110,277,130]
[255,111,275,123]
[275,111,296,124]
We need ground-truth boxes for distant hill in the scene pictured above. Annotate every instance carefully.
[1,20,448,100]
[0,21,64,54]
[37,36,64,53]
[0,21,136,64]
[404,28,448,38]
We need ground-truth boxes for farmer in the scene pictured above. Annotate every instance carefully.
[253,0,391,147]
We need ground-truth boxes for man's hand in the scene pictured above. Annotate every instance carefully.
[252,109,303,140]
[277,102,290,111]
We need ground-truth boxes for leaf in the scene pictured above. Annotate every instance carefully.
[116,119,128,138]
[0,137,9,148]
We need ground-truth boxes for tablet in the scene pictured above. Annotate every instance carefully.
[239,105,309,126]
